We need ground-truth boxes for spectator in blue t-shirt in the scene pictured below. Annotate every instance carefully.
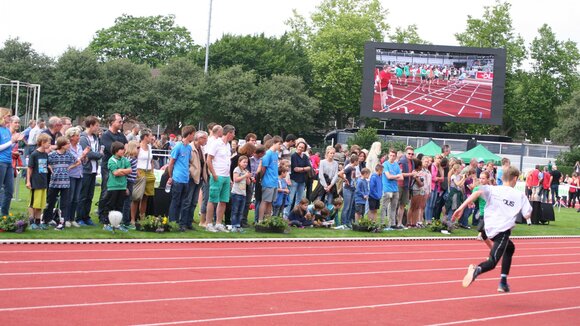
[0,110,23,216]
[167,126,195,232]
[273,167,289,217]
[258,136,282,222]
[355,168,371,222]
[381,150,403,228]
[368,164,383,222]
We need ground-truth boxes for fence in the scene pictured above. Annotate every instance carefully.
[334,132,569,172]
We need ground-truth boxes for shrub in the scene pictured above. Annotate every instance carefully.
[347,127,380,150]
[139,215,179,233]
[256,216,288,233]
[352,217,382,232]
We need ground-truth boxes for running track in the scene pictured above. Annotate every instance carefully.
[1,239,579,325]
[373,79,492,119]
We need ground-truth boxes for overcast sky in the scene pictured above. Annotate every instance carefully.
[1,0,578,59]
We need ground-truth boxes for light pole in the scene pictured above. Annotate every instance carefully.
[204,0,213,75]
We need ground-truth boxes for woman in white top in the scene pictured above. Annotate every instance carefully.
[365,142,381,173]
[318,146,339,205]
[132,130,155,221]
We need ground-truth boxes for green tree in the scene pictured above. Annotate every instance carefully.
[254,74,319,136]
[551,90,580,146]
[389,25,430,44]
[101,59,155,121]
[203,66,258,135]
[89,14,196,68]
[347,127,380,150]
[0,38,55,113]
[450,0,526,136]
[52,48,104,119]
[154,58,206,129]
[287,0,389,129]
[508,25,580,142]
[454,0,526,72]
[193,33,312,85]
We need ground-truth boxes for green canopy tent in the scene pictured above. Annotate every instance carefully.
[454,144,502,165]
[415,141,442,157]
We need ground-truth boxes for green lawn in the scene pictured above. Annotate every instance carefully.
[1,180,579,240]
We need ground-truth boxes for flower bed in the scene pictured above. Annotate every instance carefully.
[255,216,289,234]
[137,216,179,233]
[352,217,382,233]
[0,213,28,233]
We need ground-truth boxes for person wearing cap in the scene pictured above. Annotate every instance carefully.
[476,158,485,178]
[169,134,177,149]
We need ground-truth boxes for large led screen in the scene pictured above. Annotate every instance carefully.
[360,42,506,125]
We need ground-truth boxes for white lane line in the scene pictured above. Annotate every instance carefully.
[428,306,580,325]
[2,254,577,277]
[458,106,466,116]
[1,272,579,313]
[387,100,456,117]
[433,100,443,107]
[389,85,421,107]
[2,240,579,254]
[420,110,428,115]
[4,247,580,264]
[1,261,578,292]
[131,286,580,325]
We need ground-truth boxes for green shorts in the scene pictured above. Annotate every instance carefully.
[30,188,47,210]
[209,176,231,203]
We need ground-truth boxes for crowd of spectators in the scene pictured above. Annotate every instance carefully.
[1,108,577,234]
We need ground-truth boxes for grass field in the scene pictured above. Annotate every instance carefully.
[1,179,579,239]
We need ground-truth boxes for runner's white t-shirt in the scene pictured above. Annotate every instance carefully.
[206,138,231,177]
[481,185,532,239]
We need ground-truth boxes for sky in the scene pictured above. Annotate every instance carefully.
[1,0,578,59]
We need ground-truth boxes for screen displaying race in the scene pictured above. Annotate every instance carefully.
[360,42,506,125]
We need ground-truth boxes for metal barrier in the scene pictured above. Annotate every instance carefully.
[335,132,568,160]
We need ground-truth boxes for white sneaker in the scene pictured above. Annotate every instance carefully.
[215,224,229,233]
[205,224,217,233]
[65,221,72,228]
[71,221,81,228]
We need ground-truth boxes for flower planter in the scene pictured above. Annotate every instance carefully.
[352,224,376,232]
[255,225,287,234]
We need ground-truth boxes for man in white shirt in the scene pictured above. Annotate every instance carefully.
[205,124,235,232]
[453,166,532,293]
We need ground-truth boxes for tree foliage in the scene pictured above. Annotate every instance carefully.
[89,14,196,67]
[254,74,319,136]
[389,25,431,44]
[154,58,206,129]
[551,90,580,147]
[52,48,104,118]
[203,66,258,135]
[194,33,312,85]
[454,0,526,72]
[100,59,156,121]
[287,0,389,129]
[508,25,580,142]
[0,38,55,112]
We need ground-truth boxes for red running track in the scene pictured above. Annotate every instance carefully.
[373,78,492,119]
[1,239,579,325]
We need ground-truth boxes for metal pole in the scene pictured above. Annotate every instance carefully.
[31,86,37,122]
[204,0,213,75]
[13,80,20,116]
[35,84,41,120]
[519,143,524,172]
